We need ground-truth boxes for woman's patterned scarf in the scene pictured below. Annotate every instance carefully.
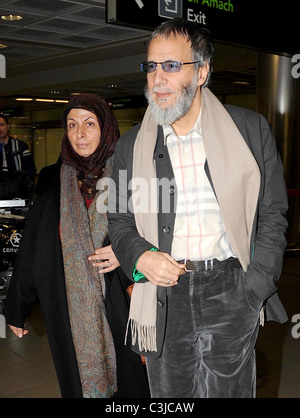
[60,157,117,398]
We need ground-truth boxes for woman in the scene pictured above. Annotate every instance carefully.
[4,93,149,398]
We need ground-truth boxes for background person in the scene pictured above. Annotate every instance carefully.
[107,19,288,398]
[0,113,36,183]
[4,93,149,398]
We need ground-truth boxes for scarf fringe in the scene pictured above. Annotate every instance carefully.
[126,319,157,353]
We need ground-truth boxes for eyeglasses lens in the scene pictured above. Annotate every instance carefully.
[140,61,181,73]
[163,61,181,72]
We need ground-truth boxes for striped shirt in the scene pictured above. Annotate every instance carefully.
[163,112,236,261]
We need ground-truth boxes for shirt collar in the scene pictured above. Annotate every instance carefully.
[163,109,202,145]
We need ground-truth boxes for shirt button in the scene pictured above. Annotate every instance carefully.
[169,186,175,195]
[162,226,170,234]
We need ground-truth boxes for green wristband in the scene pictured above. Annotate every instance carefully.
[132,247,158,282]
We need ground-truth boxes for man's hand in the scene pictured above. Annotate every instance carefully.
[136,251,185,287]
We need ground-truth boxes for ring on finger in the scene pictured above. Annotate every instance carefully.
[107,261,111,267]
[167,280,170,285]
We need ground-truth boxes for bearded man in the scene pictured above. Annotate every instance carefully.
[107,18,288,398]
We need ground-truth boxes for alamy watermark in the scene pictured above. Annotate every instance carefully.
[95,172,206,216]
[0,54,6,78]
[291,54,300,79]
[0,314,5,338]
[291,314,300,338]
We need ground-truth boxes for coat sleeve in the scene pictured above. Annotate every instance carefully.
[245,113,288,303]
[3,200,40,327]
[107,129,154,281]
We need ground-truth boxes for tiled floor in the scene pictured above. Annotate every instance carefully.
[0,253,299,398]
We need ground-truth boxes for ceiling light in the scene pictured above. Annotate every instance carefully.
[15,97,69,103]
[1,15,23,21]
[35,98,55,103]
[233,81,251,85]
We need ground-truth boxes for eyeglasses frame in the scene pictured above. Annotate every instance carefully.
[140,60,202,73]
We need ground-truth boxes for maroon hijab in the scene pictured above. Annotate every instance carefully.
[60,93,119,198]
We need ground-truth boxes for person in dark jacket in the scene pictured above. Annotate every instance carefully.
[4,93,149,398]
[107,19,288,398]
[0,113,36,182]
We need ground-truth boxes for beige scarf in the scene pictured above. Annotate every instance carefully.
[128,88,260,353]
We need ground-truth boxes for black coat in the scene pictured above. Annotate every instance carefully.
[4,163,149,398]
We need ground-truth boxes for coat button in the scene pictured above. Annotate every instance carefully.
[157,300,164,307]
[162,226,170,233]
[158,153,163,158]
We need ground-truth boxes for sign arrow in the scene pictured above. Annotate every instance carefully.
[135,0,144,8]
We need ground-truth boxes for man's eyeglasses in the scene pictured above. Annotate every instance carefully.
[140,60,201,73]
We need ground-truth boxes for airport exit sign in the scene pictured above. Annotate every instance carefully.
[106,0,297,56]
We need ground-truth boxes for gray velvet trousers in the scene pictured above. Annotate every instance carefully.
[145,264,260,398]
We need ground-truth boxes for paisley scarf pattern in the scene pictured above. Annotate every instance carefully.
[60,157,117,398]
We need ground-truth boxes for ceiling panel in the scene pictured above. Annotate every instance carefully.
[50,34,108,47]
[86,24,148,40]
[28,17,99,33]
[0,11,45,28]
[63,5,106,23]
[2,27,64,42]
[0,0,86,15]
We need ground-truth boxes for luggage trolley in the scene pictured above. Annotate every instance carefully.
[0,199,28,314]
[0,170,31,314]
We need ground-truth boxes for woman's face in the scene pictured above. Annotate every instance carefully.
[66,108,101,157]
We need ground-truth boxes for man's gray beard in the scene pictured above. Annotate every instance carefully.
[145,73,199,126]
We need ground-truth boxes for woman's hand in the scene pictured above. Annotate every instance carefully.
[8,325,28,339]
[88,244,120,273]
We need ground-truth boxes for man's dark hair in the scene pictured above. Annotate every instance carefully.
[0,113,9,124]
[150,18,214,87]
